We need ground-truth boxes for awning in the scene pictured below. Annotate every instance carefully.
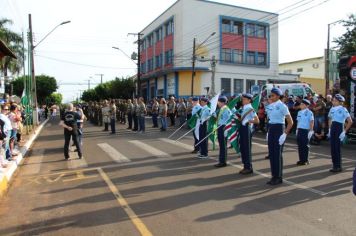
[0,39,17,59]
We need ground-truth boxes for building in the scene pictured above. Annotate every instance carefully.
[139,0,279,99]
[279,51,339,96]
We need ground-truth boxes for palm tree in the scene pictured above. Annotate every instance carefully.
[0,18,25,80]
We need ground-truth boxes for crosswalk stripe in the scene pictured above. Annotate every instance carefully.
[67,149,88,169]
[159,138,192,151]
[128,140,170,157]
[97,143,131,163]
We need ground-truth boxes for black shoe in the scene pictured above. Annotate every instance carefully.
[329,168,342,173]
[265,155,270,160]
[78,156,82,159]
[239,168,253,175]
[191,149,199,154]
[160,129,166,132]
[214,163,227,168]
[127,127,132,129]
[267,177,283,185]
[132,129,138,131]
[297,161,310,166]
[65,157,69,160]
[110,132,116,135]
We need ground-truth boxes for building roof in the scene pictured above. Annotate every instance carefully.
[0,39,17,59]
[279,56,324,66]
[140,0,278,33]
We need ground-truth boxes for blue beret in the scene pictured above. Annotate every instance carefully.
[200,97,209,103]
[218,96,228,103]
[301,99,310,106]
[271,87,282,96]
[335,94,345,102]
[192,97,199,102]
[242,93,253,99]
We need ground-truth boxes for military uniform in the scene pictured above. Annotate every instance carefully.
[137,101,146,133]
[152,101,159,128]
[167,100,176,126]
[102,103,110,131]
[177,101,187,126]
[132,101,138,131]
[127,101,133,129]
[191,98,201,153]
[197,98,210,158]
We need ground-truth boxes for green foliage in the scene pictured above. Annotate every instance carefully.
[81,77,135,102]
[47,93,63,105]
[334,14,356,56]
[11,75,25,96]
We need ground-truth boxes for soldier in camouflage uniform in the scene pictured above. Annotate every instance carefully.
[132,98,138,131]
[177,97,187,126]
[121,100,127,124]
[137,97,147,133]
[151,98,159,128]
[167,96,176,127]
[126,99,133,129]
[186,97,193,129]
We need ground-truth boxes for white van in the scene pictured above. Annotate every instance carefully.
[261,83,315,99]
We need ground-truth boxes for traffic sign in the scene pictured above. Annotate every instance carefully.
[350,67,356,81]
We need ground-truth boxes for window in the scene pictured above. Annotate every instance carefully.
[257,80,266,86]
[297,68,303,72]
[165,20,174,36]
[247,51,255,65]
[233,21,243,35]
[232,49,243,64]
[222,19,231,33]
[147,34,154,47]
[141,62,146,74]
[221,78,231,96]
[165,50,173,65]
[234,79,243,95]
[155,28,162,42]
[256,25,266,38]
[283,69,292,74]
[155,54,163,69]
[257,52,266,65]
[222,48,232,62]
[246,23,255,37]
[246,80,255,93]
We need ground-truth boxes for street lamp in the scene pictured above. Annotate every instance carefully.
[191,32,216,96]
[325,19,342,95]
[28,14,70,125]
[112,46,137,65]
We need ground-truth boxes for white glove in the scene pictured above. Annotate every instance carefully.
[339,131,346,141]
[266,132,268,142]
[327,129,331,138]
[242,119,248,126]
[224,129,228,137]
[308,131,314,140]
[296,129,298,136]
[279,133,287,145]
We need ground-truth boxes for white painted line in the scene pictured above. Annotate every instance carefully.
[129,140,170,157]
[22,149,45,175]
[67,152,88,169]
[159,138,192,151]
[97,143,131,163]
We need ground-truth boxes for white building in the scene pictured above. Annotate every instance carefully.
[139,0,279,99]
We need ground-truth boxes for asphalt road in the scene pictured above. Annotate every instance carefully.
[0,117,355,236]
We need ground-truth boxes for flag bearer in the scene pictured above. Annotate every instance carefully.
[239,93,259,174]
[265,88,293,185]
[296,99,314,166]
[214,96,232,168]
[191,97,201,154]
[328,94,353,173]
[197,97,210,159]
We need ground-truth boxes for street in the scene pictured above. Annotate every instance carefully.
[0,118,355,236]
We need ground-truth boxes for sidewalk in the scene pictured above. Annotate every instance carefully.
[0,119,49,198]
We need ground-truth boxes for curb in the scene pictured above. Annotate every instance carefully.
[0,119,49,198]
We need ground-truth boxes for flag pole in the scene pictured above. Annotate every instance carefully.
[175,127,195,142]
[194,124,223,147]
[168,120,187,139]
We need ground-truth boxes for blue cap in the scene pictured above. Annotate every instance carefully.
[271,87,283,96]
[301,99,310,106]
[242,93,253,99]
[218,96,228,103]
[335,94,345,102]
[200,97,209,103]
[192,97,199,102]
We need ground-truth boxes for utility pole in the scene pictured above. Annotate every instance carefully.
[128,32,143,97]
[85,79,91,90]
[210,55,217,96]
[191,38,196,96]
[95,73,104,84]
[29,14,39,125]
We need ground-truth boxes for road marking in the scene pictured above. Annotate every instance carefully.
[252,142,268,148]
[129,140,170,157]
[159,138,192,151]
[97,143,131,163]
[98,168,153,236]
[44,174,65,183]
[22,149,45,175]
[67,152,88,169]
[63,171,98,182]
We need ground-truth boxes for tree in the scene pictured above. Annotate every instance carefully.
[334,14,356,56]
[81,89,98,102]
[0,18,25,79]
[11,74,58,104]
[47,93,62,105]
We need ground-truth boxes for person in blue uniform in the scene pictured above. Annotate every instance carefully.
[238,93,260,174]
[198,97,210,159]
[296,99,314,165]
[191,97,202,154]
[214,96,232,168]
[327,94,353,173]
[265,88,293,185]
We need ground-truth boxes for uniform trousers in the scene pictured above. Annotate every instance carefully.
[268,124,284,179]
[330,121,343,169]
[239,124,252,170]
[297,128,309,162]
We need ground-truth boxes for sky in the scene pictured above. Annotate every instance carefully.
[1,0,355,102]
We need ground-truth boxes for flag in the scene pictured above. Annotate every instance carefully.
[252,94,260,111]
[225,112,241,154]
[209,93,220,115]
[20,89,28,105]
[227,96,241,110]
